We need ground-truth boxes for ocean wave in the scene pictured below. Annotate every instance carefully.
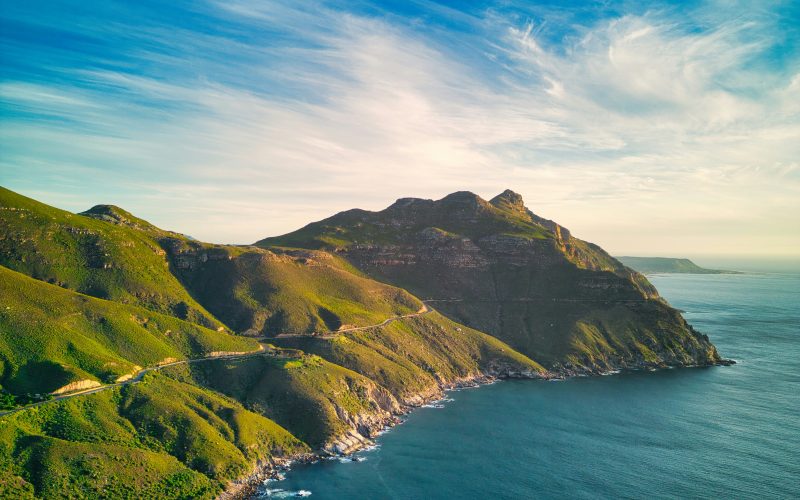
[262,488,312,498]
[262,472,286,484]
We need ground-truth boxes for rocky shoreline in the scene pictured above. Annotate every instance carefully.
[217,370,532,499]
[218,357,735,499]
[551,357,736,378]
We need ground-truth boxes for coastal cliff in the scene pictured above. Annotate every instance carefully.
[258,189,729,374]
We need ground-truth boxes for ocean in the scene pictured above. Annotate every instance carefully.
[257,267,800,499]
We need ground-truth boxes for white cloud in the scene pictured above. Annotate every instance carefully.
[1,1,798,255]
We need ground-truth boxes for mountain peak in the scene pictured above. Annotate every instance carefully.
[80,204,158,232]
[388,197,433,211]
[442,191,480,201]
[82,204,134,219]
[489,189,526,213]
[440,191,484,204]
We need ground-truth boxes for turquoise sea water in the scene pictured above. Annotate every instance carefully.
[259,269,800,499]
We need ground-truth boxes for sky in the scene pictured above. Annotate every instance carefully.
[1,0,798,257]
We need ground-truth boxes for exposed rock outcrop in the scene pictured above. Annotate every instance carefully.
[50,379,102,395]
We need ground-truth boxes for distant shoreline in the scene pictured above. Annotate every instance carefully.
[616,256,741,275]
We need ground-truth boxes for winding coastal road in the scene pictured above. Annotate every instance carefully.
[0,303,433,417]
[272,303,430,339]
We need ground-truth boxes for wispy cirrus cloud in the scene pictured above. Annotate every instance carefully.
[0,0,798,255]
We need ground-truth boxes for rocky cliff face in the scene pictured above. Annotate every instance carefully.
[258,189,728,373]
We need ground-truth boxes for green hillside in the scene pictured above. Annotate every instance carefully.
[0,188,222,329]
[1,187,422,338]
[273,311,546,403]
[0,373,306,498]
[169,354,399,450]
[0,266,259,396]
[161,238,421,335]
[169,311,545,448]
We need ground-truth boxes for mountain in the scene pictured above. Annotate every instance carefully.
[616,256,738,274]
[0,188,223,329]
[0,187,544,498]
[259,189,728,374]
[0,187,733,498]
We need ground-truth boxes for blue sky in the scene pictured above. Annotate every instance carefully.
[1,0,798,256]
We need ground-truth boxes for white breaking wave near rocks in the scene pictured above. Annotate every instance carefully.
[262,488,312,498]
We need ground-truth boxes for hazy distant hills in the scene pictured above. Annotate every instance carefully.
[0,186,729,498]
[617,256,739,275]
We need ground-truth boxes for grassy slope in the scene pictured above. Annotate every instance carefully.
[0,187,221,329]
[162,239,421,335]
[167,355,399,450]
[273,312,546,403]
[0,266,259,395]
[1,187,422,338]
[0,374,306,499]
[119,374,307,479]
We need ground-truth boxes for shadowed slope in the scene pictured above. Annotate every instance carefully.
[159,238,422,336]
[273,311,547,404]
[0,265,259,396]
